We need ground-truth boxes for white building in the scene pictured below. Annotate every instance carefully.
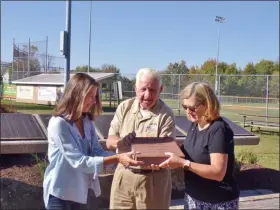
[11,72,116,105]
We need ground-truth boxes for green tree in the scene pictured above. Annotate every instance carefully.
[189,65,200,74]
[220,64,240,96]
[199,59,228,74]
[161,60,189,87]
[218,62,229,74]
[199,59,228,87]
[273,60,279,73]
[200,58,216,74]
[225,63,239,74]
[12,45,41,78]
[242,62,256,75]
[239,62,258,97]
[269,71,279,99]
[100,64,120,74]
[73,64,120,74]
[72,65,100,72]
[255,60,275,75]
[21,45,41,74]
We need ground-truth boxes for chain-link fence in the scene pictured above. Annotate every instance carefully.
[8,50,280,119]
[116,73,279,118]
[12,37,64,81]
[218,74,279,120]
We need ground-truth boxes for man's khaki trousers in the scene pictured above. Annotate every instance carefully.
[110,164,172,209]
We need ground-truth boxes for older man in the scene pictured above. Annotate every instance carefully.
[106,68,176,209]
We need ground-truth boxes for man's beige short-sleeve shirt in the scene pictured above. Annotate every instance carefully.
[108,98,176,139]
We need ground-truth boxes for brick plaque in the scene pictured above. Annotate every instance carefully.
[131,137,185,166]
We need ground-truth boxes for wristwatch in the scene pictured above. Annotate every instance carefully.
[182,160,191,170]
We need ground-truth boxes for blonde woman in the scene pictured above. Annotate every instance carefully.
[43,73,143,210]
[160,82,240,209]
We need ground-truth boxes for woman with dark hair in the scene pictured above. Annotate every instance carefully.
[43,73,143,210]
[160,82,240,209]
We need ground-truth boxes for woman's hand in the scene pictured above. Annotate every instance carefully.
[159,152,185,169]
[118,151,144,167]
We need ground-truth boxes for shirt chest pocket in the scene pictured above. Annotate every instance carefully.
[144,123,158,137]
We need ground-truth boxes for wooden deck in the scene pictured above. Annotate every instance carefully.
[240,197,279,209]
[239,194,279,209]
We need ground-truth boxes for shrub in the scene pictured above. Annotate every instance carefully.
[233,150,258,176]
[236,150,258,165]
[32,154,48,178]
[0,103,16,113]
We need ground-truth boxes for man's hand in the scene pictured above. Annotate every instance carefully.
[118,151,144,167]
[117,131,136,149]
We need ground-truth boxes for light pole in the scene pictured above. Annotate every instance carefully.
[88,0,92,74]
[214,16,226,96]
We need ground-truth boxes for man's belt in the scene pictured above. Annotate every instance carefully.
[129,168,163,174]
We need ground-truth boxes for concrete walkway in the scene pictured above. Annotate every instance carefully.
[170,190,279,209]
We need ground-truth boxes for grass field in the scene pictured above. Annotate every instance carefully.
[1,99,279,170]
[235,133,279,170]
[162,99,279,123]
[1,99,54,114]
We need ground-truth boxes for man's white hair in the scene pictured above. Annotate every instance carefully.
[135,68,162,87]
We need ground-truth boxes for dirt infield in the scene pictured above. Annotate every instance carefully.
[223,105,262,111]
[223,105,279,111]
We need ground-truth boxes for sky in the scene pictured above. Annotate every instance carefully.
[1,1,279,75]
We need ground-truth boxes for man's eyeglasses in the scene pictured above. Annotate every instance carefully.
[181,103,202,112]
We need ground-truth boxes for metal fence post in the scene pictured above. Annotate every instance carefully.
[178,74,181,113]
[17,60,18,80]
[12,38,15,81]
[46,36,48,73]
[23,60,25,76]
[266,75,269,120]
[218,74,221,101]
[28,38,30,77]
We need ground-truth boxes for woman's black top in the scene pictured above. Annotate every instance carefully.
[182,117,240,203]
